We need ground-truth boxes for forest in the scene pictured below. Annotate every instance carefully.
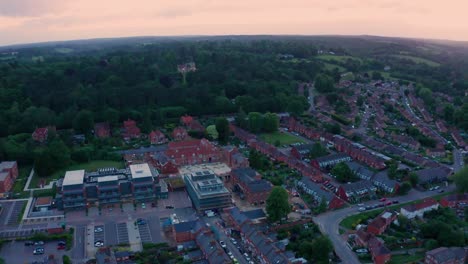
[0,36,467,170]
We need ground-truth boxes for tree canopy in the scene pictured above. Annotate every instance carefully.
[453,166,468,193]
[266,186,291,222]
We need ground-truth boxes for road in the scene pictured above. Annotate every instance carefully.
[314,184,456,264]
[452,149,465,173]
[355,104,370,134]
[308,85,315,112]
[204,216,249,264]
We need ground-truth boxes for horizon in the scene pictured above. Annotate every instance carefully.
[1,0,467,46]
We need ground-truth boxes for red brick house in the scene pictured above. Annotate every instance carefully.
[222,146,249,169]
[180,115,194,126]
[172,220,202,243]
[165,139,222,166]
[32,126,55,142]
[231,168,272,205]
[149,130,167,145]
[425,247,467,264]
[367,211,397,235]
[149,152,179,175]
[172,127,188,141]
[94,122,110,138]
[122,119,140,140]
[368,237,391,264]
[0,161,18,195]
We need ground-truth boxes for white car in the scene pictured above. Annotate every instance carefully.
[141,203,146,209]
[219,241,226,248]
[94,227,103,233]
[94,240,104,247]
[355,248,368,254]
[358,207,366,212]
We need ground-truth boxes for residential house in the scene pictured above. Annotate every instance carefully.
[311,153,351,169]
[0,161,18,195]
[425,247,468,264]
[400,198,439,219]
[345,161,375,180]
[94,122,111,138]
[440,194,468,209]
[296,177,344,210]
[336,180,376,202]
[367,211,397,235]
[32,126,55,142]
[222,146,249,169]
[122,119,141,140]
[372,171,399,193]
[290,144,314,160]
[172,220,203,243]
[415,166,452,184]
[195,229,231,264]
[368,237,392,264]
[231,168,272,205]
[165,139,223,166]
[172,127,189,141]
[149,130,167,145]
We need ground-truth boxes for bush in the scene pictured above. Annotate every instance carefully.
[62,255,72,264]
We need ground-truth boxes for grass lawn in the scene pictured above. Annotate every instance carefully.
[11,165,33,193]
[389,253,424,264]
[392,55,440,67]
[30,160,124,188]
[322,62,347,72]
[260,132,305,146]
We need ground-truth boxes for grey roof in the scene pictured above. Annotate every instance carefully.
[233,168,272,193]
[372,171,397,188]
[315,153,350,162]
[195,230,230,263]
[174,220,198,233]
[229,207,249,226]
[298,177,333,202]
[0,161,16,170]
[345,161,375,178]
[342,180,375,192]
[185,249,203,260]
[243,209,266,220]
[426,247,467,263]
[415,166,452,183]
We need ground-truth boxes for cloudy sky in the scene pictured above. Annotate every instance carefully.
[0,0,467,46]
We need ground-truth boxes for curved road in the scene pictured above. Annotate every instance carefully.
[313,185,456,264]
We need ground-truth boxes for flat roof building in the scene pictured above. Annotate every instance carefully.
[184,170,231,212]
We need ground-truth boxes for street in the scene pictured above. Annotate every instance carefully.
[314,184,456,264]
[452,149,465,172]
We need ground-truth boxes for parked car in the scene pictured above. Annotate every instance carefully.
[33,247,44,255]
[94,240,104,247]
[219,241,226,248]
[379,198,387,202]
[355,248,368,254]
[57,244,66,250]
[34,241,44,246]
[438,189,445,193]
[136,218,146,225]
[385,201,392,206]
[392,200,399,204]
[141,203,146,209]
[165,205,174,209]
[358,207,366,212]
[94,227,103,233]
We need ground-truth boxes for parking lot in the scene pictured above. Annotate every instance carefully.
[0,240,68,264]
[0,200,26,226]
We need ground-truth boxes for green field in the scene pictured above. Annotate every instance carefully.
[323,62,346,72]
[260,132,305,146]
[30,160,124,188]
[318,54,361,62]
[55,48,74,54]
[11,165,32,193]
[392,55,440,67]
[389,253,424,264]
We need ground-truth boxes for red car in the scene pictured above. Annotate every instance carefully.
[385,201,392,206]
[57,245,65,250]
[379,198,387,202]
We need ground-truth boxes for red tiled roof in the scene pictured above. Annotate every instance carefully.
[402,198,438,212]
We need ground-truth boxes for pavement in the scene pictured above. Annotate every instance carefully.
[452,149,465,172]
[314,184,456,264]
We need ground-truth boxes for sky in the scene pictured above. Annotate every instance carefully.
[0,0,467,46]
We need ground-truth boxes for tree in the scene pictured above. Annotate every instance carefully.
[215,117,230,144]
[62,255,72,264]
[387,160,398,179]
[247,112,263,133]
[73,110,94,134]
[308,142,328,159]
[34,151,55,177]
[314,74,335,93]
[398,181,412,195]
[206,125,218,140]
[409,172,419,187]
[453,166,468,193]
[248,150,263,170]
[266,187,290,222]
[331,162,356,183]
[263,113,279,133]
[312,236,333,262]
[424,239,439,250]
[372,71,383,80]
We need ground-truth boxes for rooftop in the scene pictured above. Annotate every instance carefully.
[129,163,154,179]
[63,170,85,186]
[97,175,119,183]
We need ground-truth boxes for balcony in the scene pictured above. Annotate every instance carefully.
[98,192,120,199]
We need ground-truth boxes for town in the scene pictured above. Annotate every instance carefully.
[0,36,467,264]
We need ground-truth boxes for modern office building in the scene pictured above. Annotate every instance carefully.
[59,163,165,211]
[183,170,231,212]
